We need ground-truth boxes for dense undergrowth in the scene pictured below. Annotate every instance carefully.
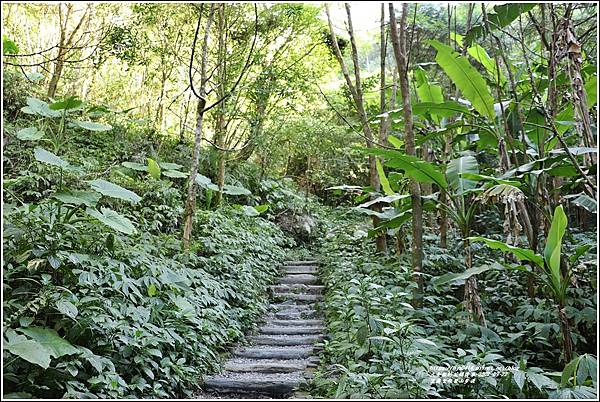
[310,209,597,399]
[1,80,309,398]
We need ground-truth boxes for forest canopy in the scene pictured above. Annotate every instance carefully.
[1,1,598,400]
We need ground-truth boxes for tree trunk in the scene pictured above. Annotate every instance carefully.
[182,5,215,251]
[558,303,574,363]
[389,3,423,303]
[463,238,486,326]
[326,4,385,252]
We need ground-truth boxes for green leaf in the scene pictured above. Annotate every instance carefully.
[159,162,183,170]
[468,236,544,266]
[432,263,502,287]
[241,205,260,216]
[584,75,596,107]
[86,207,136,235]
[162,170,187,178]
[195,173,219,191]
[16,127,44,141]
[49,96,82,111]
[222,184,251,196]
[17,327,79,358]
[3,35,19,55]
[147,284,157,297]
[387,135,403,149]
[414,338,437,347]
[357,194,410,209]
[21,97,61,118]
[34,147,69,168]
[355,325,369,346]
[4,337,51,369]
[88,179,141,204]
[467,43,506,85]
[412,101,470,118]
[121,161,147,171]
[446,155,479,195]
[376,159,394,196]
[513,370,526,391]
[527,372,557,391]
[147,158,161,180]
[53,190,101,207]
[73,120,112,132]
[543,205,567,297]
[465,4,537,45]
[56,300,78,319]
[363,148,447,189]
[414,66,444,107]
[254,204,269,214]
[427,40,495,119]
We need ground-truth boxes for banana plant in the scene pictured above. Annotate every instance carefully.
[469,205,583,364]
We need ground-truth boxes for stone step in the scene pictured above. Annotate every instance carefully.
[267,319,324,327]
[280,274,318,285]
[271,284,324,295]
[234,346,314,360]
[273,308,321,320]
[285,260,318,265]
[270,303,314,311]
[224,358,309,373]
[283,266,317,274]
[260,326,323,336]
[203,372,306,396]
[249,334,323,346]
[273,293,321,304]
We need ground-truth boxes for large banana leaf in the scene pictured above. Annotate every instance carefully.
[468,236,544,267]
[543,205,568,298]
[428,40,496,120]
[414,67,444,104]
[465,4,537,45]
[446,155,479,195]
[376,159,394,196]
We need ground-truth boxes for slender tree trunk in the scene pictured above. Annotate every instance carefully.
[182,5,215,250]
[326,4,385,252]
[463,237,487,326]
[389,3,423,303]
[558,302,574,363]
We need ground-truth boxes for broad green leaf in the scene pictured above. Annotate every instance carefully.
[376,159,394,195]
[543,205,567,297]
[465,4,537,45]
[513,371,526,391]
[53,190,101,207]
[16,127,44,141]
[412,101,470,118]
[195,173,219,191]
[86,207,136,235]
[56,300,78,319]
[414,67,444,105]
[527,372,557,391]
[356,325,369,346]
[222,184,251,196]
[73,120,112,132]
[162,170,187,178]
[122,161,147,171]
[468,236,544,267]
[34,147,69,168]
[584,75,597,107]
[17,327,79,358]
[467,44,506,85]
[428,40,495,119]
[387,135,403,149]
[415,338,437,347]
[357,194,410,209]
[159,162,183,170]
[21,97,61,118]
[4,337,51,369]
[88,179,141,204]
[241,205,260,216]
[459,173,521,187]
[446,155,479,194]
[255,204,269,213]
[147,284,157,297]
[3,35,19,55]
[147,158,161,180]
[432,263,502,287]
[49,96,82,111]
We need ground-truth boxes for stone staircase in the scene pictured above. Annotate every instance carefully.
[200,259,323,398]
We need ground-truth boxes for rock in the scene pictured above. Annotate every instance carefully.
[283,266,317,274]
[267,319,324,327]
[203,372,306,396]
[270,284,324,294]
[285,260,318,265]
[224,359,308,373]
[273,293,321,303]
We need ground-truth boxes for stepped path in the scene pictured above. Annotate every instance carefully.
[199,259,324,399]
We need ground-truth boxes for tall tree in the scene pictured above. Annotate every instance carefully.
[389,2,423,302]
[326,3,386,252]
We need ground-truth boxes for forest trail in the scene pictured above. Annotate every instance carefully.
[200,259,324,398]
